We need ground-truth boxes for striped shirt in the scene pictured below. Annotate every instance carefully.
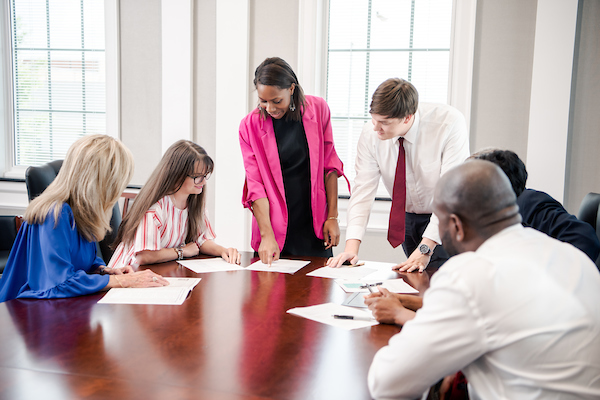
[108,196,216,268]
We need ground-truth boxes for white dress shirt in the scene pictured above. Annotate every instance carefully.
[346,102,469,245]
[368,224,600,400]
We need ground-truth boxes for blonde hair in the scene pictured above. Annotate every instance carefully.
[114,140,214,247]
[24,135,134,242]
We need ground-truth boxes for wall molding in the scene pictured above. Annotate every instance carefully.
[526,0,579,202]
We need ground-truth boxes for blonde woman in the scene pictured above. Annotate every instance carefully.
[0,135,168,303]
[108,140,240,268]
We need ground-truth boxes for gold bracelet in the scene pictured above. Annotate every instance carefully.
[114,275,124,288]
[327,216,339,222]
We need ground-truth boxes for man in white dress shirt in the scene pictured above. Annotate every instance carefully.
[368,160,600,400]
[327,78,470,272]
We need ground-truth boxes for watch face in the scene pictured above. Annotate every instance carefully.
[419,244,431,255]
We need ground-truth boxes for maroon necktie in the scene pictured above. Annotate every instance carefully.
[388,138,406,248]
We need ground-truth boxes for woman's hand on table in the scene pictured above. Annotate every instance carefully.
[221,247,241,264]
[183,242,201,258]
[323,218,340,249]
[258,235,280,266]
[106,266,134,275]
[110,269,169,289]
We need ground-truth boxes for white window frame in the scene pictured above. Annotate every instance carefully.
[298,0,476,129]
[297,0,477,232]
[0,0,120,179]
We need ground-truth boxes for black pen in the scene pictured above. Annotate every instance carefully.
[332,314,374,321]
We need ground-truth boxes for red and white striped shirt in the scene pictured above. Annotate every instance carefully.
[108,196,216,268]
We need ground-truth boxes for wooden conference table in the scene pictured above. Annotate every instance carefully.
[0,253,435,400]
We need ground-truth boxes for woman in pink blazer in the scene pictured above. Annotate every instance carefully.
[239,57,345,265]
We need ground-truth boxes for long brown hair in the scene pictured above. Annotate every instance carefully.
[25,134,134,242]
[114,140,214,247]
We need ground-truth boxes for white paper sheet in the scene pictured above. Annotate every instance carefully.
[287,303,378,330]
[98,277,201,305]
[162,277,202,288]
[382,279,419,294]
[359,261,400,280]
[336,278,419,294]
[177,258,246,273]
[245,259,309,274]
[306,265,377,280]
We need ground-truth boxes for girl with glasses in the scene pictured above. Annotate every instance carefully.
[108,140,240,268]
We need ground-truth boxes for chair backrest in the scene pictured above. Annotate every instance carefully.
[24,160,121,263]
[577,192,600,240]
[0,216,21,274]
[0,216,19,252]
[25,159,64,201]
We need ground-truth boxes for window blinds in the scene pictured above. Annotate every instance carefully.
[327,0,453,194]
[10,0,106,167]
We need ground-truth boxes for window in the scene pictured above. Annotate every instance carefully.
[326,0,454,195]
[8,0,108,169]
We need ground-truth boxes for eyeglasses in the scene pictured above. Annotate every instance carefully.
[188,173,211,184]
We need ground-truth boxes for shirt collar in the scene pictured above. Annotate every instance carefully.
[398,108,420,145]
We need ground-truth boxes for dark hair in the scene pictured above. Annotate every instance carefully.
[253,57,305,122]
[115,140,214,246]
[370,78,419,119]
[473,149,528,197]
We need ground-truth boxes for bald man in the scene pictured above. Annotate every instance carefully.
[368,160,600,400]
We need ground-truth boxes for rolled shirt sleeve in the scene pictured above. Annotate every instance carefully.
[368,259,487,399]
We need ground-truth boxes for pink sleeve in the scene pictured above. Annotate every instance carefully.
[239,115,267,209]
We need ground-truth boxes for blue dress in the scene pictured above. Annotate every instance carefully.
[0,203,109,302]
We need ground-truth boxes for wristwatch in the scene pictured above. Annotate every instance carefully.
[419,243,432,256]
[176,246,184,260]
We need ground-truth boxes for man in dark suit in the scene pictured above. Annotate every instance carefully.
[474,149,600,263]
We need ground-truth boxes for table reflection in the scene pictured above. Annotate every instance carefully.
[0,254,425,399]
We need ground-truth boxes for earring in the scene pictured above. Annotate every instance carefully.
[257,103,262,111]
[289,97,296,112]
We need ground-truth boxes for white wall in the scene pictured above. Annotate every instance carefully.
[119,0,163,186]
[565,0,600,211]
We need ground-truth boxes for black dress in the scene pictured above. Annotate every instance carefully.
[272,117,332,258]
